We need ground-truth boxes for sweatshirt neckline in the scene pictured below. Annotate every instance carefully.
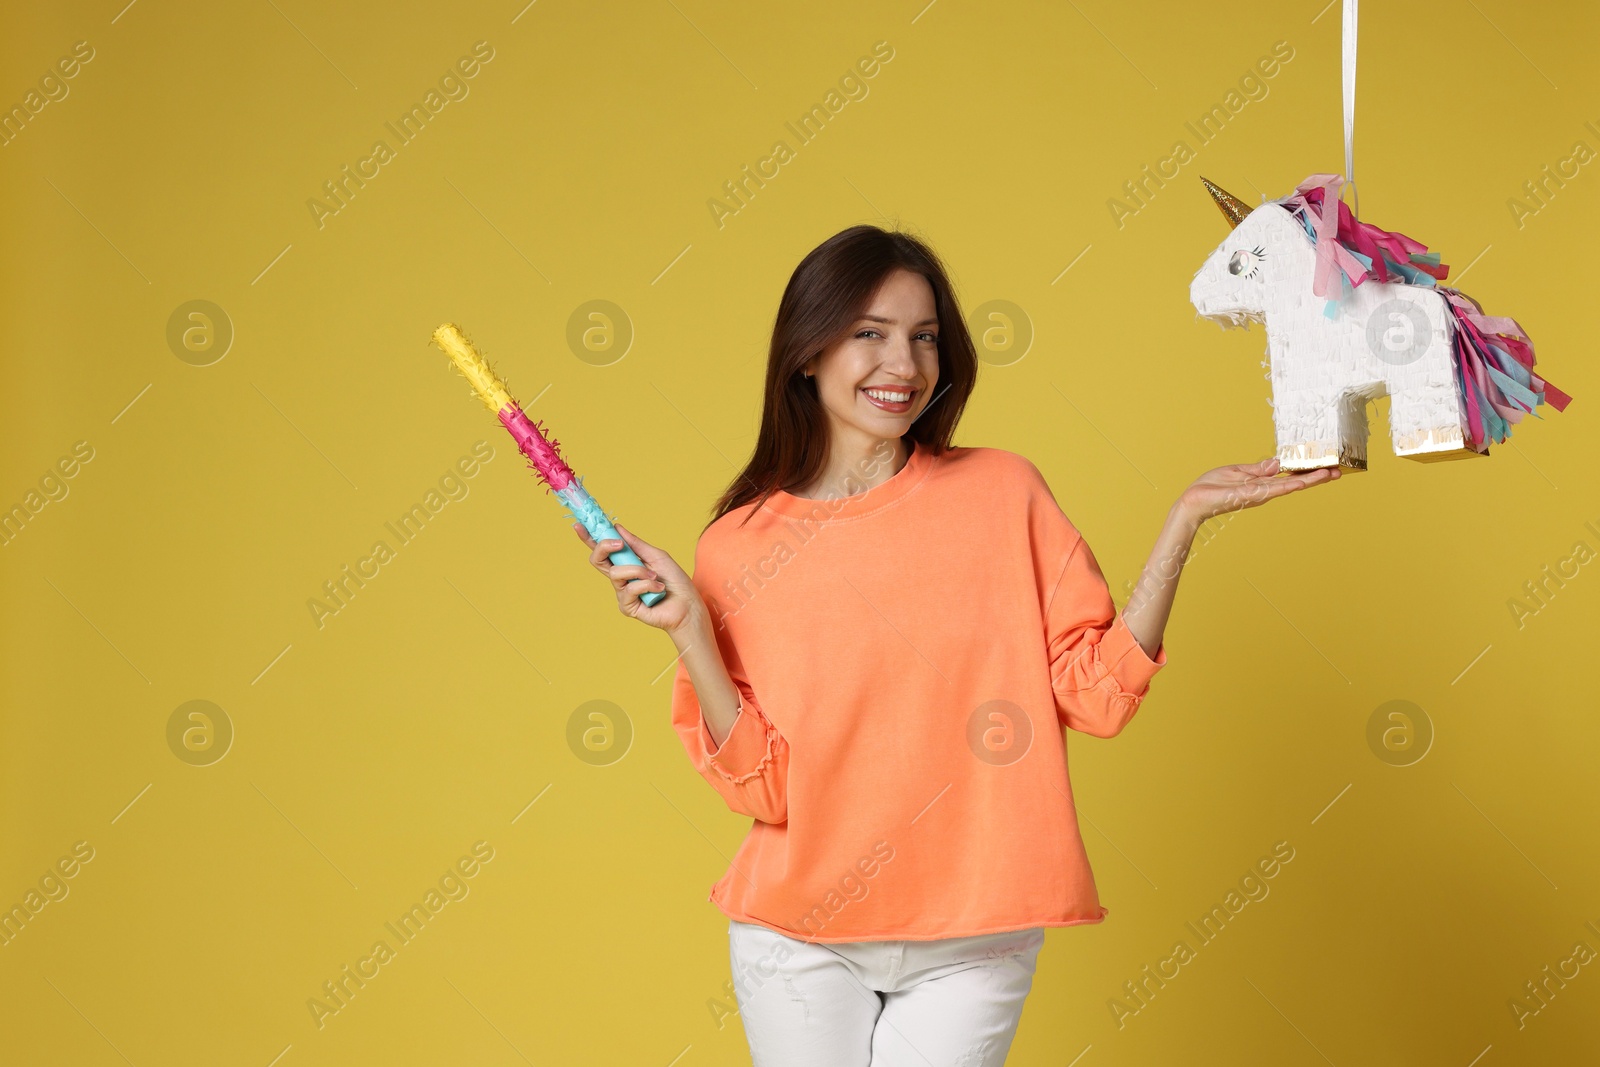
[761,438,934,521]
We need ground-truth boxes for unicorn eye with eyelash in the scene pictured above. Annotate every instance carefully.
[1228,246,1267,279]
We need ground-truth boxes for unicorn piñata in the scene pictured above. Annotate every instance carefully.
[1190,174,1572,471]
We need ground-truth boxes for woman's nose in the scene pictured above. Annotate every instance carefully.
[881,338,916,375]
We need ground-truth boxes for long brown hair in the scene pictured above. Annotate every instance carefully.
[710,224,978,527]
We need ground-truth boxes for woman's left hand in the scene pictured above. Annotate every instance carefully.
[1177,457,1340,527]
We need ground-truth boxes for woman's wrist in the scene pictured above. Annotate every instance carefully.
[666,599,714,649]
[1167,497,1203,540]
[667,608,743,750]
[1121,503,1199,655]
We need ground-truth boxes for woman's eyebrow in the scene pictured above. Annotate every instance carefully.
[859,314,940,326]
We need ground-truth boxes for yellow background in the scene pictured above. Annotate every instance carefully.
[2,0,1596,1063]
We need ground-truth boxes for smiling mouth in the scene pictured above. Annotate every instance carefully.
[861,386,916,413]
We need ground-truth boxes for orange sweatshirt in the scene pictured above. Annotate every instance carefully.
[670,439,1167,942]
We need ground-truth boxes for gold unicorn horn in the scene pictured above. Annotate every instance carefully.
[1200,176,1252,229]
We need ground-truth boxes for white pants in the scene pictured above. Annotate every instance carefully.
[728,919,1045,1066]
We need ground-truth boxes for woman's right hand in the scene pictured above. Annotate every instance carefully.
[574,520,702,635]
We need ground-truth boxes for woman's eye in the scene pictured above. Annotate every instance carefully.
[855,328,936,341]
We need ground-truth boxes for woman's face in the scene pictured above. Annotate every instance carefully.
[804,268,942,442]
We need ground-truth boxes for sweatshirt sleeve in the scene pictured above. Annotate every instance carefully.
[668,538,790,823]
[1024,460,1168,738]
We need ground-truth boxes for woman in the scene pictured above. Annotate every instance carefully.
[573,225,1338,1065]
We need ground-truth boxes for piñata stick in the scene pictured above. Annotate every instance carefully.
[430,323,664,606]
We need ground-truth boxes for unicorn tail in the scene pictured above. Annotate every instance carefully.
[1439,287,1573,450]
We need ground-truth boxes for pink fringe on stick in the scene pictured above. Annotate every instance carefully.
[498,405,576,492]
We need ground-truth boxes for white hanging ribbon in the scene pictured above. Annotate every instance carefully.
[1342,0,1359,217]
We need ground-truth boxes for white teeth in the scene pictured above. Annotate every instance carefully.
[864,388,912,402]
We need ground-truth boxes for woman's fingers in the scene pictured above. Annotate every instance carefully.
[1257,467,1337,498]
[571,519,692,629]
[575,523,613,566]
[609,563,656,585]
[1259,477,1305,501]
[613,522,664,568]
[1289,467,1338,488]
[596,547,656,588]
[575,521,681,610]
[584,530,634,572]
[1187,460,1343,523]
[619,575,667,600]
[1222,471,1318,510]
[1233,458,1279,477]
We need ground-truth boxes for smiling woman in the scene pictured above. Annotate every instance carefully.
[791,268,945,492]
[713,225,976,515]
[573,223,1340,1066]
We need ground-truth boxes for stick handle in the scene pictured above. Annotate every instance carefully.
[590,517,665,607]
[561,485,665,607]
